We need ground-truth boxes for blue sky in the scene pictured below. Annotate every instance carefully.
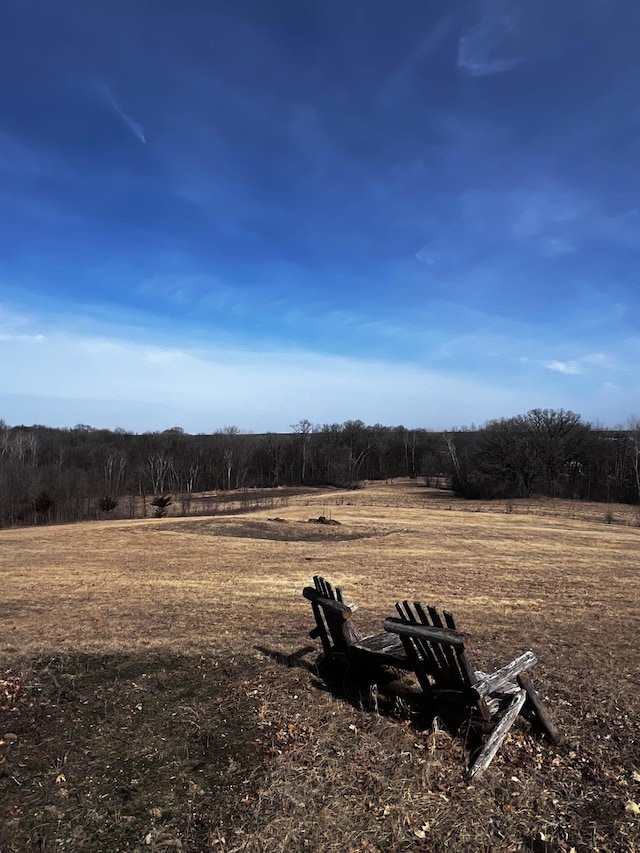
[1,0,639,432]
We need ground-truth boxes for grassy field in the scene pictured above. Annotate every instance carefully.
[1,480,639,852]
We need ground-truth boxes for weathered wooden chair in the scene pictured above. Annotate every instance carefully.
[302,576,409,672]
[384,601,562,777]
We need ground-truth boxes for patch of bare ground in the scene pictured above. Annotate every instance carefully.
[1,480,639,851]
[161,518,397,543]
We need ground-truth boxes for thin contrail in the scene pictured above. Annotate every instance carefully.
[97,83,147,144]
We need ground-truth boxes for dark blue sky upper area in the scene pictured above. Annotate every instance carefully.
[2,0,639,349]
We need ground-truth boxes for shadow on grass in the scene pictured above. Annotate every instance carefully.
[254,644,568,782]
[0,651,266,853]
[254,644,318,673]
[255,643,484,761]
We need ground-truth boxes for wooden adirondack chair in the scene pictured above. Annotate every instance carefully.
[303,576,409,670]
[303,575,360,657]
[384,601,561,777]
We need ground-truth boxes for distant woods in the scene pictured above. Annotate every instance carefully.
[0,411,639,527]
[447,409,640,502]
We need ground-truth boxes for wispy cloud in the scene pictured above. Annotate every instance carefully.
[510,190,591,240]
[379,16,458,105]
[413,183,640,292]
[544,360,583,375]
[0,305,577,432]
[543,351,624,376]
[0,133,51,176]
[2,292,640,430]
[136,274,239,312]
[457,0,523,76]
[541,238,576,257]
[1,1,639,434]
[97,83,147,144]
[582,352,612,368]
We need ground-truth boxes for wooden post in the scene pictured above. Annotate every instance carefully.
[517,673,563,746]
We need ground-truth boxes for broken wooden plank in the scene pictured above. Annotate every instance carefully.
[517,672,563,746]
[472,651,537,697]
[468,688,527,778]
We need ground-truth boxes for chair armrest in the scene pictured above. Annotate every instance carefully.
[303,586,354,619]
[472,651,537,697]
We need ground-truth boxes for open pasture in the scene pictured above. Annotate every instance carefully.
[1,481,639,852]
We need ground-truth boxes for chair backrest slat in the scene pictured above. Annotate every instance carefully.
[443,611,457,630]
[403,602,444,675]
[411,601,455,681]
[426,605,443,628]
[396,600,416,622]
[311,600,332,656]
[314,575,331,599]
[388,602,477,693]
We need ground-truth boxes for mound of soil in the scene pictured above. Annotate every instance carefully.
[162,519,385,542]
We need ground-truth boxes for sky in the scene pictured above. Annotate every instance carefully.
[1,0,639,433]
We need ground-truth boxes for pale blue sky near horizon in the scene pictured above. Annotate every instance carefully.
[1,0,639,433]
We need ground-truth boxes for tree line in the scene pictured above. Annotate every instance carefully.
[0,410,638,526]
[445,409,640,502]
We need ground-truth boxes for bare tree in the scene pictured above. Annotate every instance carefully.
[104,451,127,496]
[628,416,640,502]
[292,419,314,484]
[148,453,174,493]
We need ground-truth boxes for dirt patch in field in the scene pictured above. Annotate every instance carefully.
[160,517,399,543]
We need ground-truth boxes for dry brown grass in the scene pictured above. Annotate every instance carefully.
[1,480,639,852]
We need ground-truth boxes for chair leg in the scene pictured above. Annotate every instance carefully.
[517,672,563,746]
[468,688,527,778]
